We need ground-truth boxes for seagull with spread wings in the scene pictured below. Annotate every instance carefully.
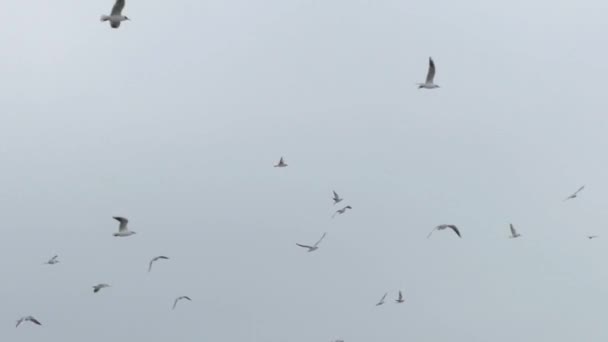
[332,205,352,218]
[427,224,461,238]
[100,0,130,28]
[173,296,192,310]
[332,191,343,205]
[274,157,287,168]
[296,232,327,252]
[376,292,388,306]
[93,283,111,293]
[509,223,521,239]
[44,255,59,265]
[564,185,585,201]
[417,57,439,89]
[148,256,169,272]
[113,216,136,237]
[16,316,42,328]
[395,290,405,303]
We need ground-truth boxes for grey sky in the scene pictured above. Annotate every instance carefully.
[2,0,608,341]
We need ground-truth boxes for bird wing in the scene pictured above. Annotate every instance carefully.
[27,316,42,325]
[148,259,154,272]
[398,291,403,301]
[425,57,436,83]
[173,298,179,309]
[377,292,387,304]
[449,225,461,237]
[113,216,129,232]
[313,232,327,247]
[182,296,192,301]
[574,185,585,195]
[111,0,125,16]
[510,224,516,236]
[16,318,23,327]
[333,191,339,199]
[279,157,284,164]
[296,243,313,249]
[426,227,437,239]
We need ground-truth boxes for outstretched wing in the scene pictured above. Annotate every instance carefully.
[398,291,403,301]
[333,191,339,199]
[426,227,437,239]
[425,57,436,84]
[313,232,327,247]
[296,243,313,249]
[27,316,42,326]
[113,216,128,232]
[574,185,585,195]
[448,225,461,238]
[111,0,125,16]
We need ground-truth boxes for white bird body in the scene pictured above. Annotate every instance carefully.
[101,0,129,28]
[332,191,343,205]
[296,232,327,252]
[418,57,439,89]
[113,216,136,237]
[148,256,169,272]
[16,316,42,328]
[509,223,521,239]
[173,296,192,310]
[93,283,111,293]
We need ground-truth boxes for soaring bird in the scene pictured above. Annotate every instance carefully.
[16,316,42,328]
[173,296,192,310]
[417,57,439,89]
[376,292,388,306]
[427,224,461,238]
[148,256,169,272]
[113,216,136,237]
[395,290,405,304]
[100,0,130,28]
[332,191,343,205]
[93,283,111,293]
[588,235,599,239]
[564,185,585,201]
[509,224,521,239]
[296,232,327,252]
[44,255,59,265]
[274,157,287,168]
[332,205,352,218]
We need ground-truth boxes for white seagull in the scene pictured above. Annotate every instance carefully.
[564,185,585,201]
[44,255,59,265]
[509,223,521,239]
[113,216,136,237]
[417,57,439,89]
[100,0,130,29]
[173,296,192,310]
[395,290,405,304]
[376,292,388,306]
[427,224,461,238]
[332,191,343,205]
[274,157,287,168]
[296,232,327,252]
[93,283,111,293]
[332,205,352,218]
[16,316,42,328]
[148,256,169,273]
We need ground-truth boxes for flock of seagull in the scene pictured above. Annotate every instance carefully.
[12,0,594,339]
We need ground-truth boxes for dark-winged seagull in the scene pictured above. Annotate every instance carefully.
[93,283,111,293]
[395,290,405,304]
[173,296,192,310]
[113,216,136,237]
[148,256,169,272]
[376,292,388,306]
[100,0,130,28]
[332,191,343,205]
[16,316,42,328]
[332,205,352,218]
[427,224,461,238]
[274,157,287,168]
[417,57,439,89]
[44,255,59,265]
[564,185,585,201]
[296,232,327,252]
[509,224,521,239]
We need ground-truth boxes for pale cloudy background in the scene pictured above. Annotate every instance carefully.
[2,0,608,341]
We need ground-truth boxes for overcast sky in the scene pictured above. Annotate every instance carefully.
[2,0,608,341]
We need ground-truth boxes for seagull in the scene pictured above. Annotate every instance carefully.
[417,57,439,89]
[332,191,343,205]
[588,235,599,239]
[44,255,59,265]
[395,290,405,304]
[509,223,521,239]
[100,0,130,28]
[376,292,388,306]
[93,283,111,293]
[427,224,461,238]
[16,316,42,328]
[564,185,585,201]
[148,256,169,272]
[332,205,352,218]
[113,216,136,237]
[296,232,327,252]
[274,157,287,168]
[173,296,192,310]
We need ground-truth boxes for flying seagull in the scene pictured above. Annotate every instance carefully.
[93,283,111,293]
[588,235,599,239]
[173,296,192,310]
[332,191,343,205]
[16,316,42,328]
[509,223,521,239]
[427,224,461,238]
[417,57,439,89]
[148,256,169,272]
[100,0,130,28]
[274,157,287,168]
[395,290,405,304]
[376,292,388,306]
[332,205,352,218]
[44,255,59,265]
[296,232,327,252]
[113,216,136,237]
[564,185,585,201]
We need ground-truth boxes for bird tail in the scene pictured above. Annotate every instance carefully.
[100,15,110,22]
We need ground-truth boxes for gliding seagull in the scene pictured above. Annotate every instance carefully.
[332,191,343,205]
[274,157,287,168]
[564,185,585,201]
[113,216,136,237]
[93,283,111,293]
[16,316,42,328]
[417,57,439,89]
[173,296,192,310]
[509,223,521,239]
[332,205,352,218]
[148,256,169,272]
[296,232,327,252]
[376,292,388,306]
[100,0,130,29]
[44,255,59,265]
[427,224,461,238]
[588,235,599,239]
[395,290,405,303]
